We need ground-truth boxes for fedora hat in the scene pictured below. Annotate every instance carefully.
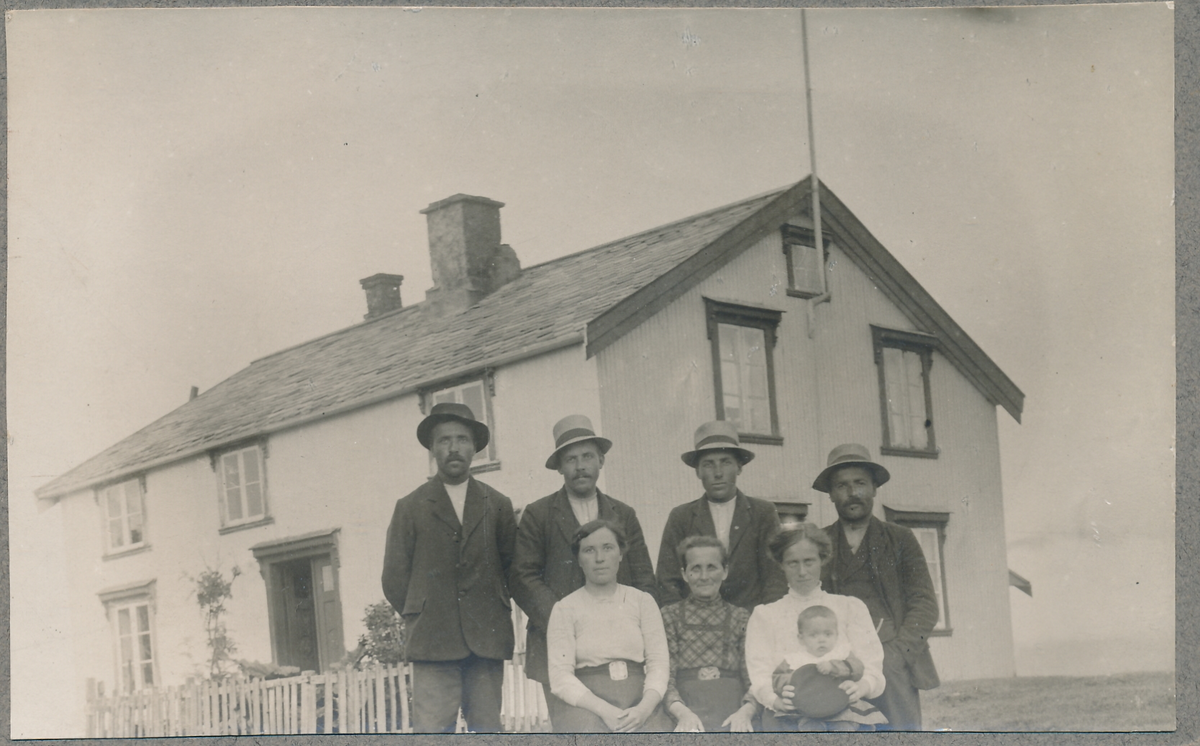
[416,402,490,451]
[545,414,613,470]
[811,443,890,493]
[680,420,755,468]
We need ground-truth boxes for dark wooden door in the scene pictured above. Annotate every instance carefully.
[273,558,320,673]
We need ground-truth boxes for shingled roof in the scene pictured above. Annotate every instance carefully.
[36,187,785,500]
[38,179,1025,501]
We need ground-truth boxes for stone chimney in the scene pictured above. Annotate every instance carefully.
[421,194,521,316]
[359,273,405,319]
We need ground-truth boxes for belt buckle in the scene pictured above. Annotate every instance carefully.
[608,661,628,681]
[698,666,720,681]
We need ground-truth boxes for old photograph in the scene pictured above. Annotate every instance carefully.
[7,3,1175,737]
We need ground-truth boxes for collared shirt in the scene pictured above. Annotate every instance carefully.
[660,593,751,710]
[547,584,669,707]
[707,497,737,550]
[568,494,598,526]
[444,479,468,524]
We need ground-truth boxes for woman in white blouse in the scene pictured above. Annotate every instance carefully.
[545,519,674,732]
[744,523,887,730]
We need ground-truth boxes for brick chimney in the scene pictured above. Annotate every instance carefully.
[359,273,404,319]
[421,194,520,316]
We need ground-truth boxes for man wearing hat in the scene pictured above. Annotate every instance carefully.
[813,443,940,731]
[381,402,518,733]
[656,420,788,610]
[510,414,658,726]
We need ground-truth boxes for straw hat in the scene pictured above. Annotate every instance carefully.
[680,420,755,468]
[545,414,613,470]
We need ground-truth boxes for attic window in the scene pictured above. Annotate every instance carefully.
[217,443,270,530]
[705,298,783,445]
[873,326,938,458]
[782,225,830,299]
[426,372,498,472]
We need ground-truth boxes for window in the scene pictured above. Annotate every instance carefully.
[705,298,783,445]
[883,507,950,635]
[426,372,498,470]
[218,444,269,530]
[774,502,810,530]
[872,326,938,457]
[99,478,146,554]
[99,580,158,693]
[782,224,831,298]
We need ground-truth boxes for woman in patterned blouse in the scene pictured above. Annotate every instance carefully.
[660,536,757,732]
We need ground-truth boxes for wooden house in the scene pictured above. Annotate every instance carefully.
[37,178,1024,726]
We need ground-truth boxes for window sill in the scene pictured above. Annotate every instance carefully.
[470,461,502,475]
[786,288,823,300]
[930,627,953,637]
[219,516,275,535]
[880,446,939,460]
[739,433,783,446]
[103,543,151,561]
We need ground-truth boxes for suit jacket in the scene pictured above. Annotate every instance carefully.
[381,476,517,662]
[821,515,940,690]
[509,488,658,684]
[656,491,788,610]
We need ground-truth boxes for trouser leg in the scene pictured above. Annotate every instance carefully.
[460,654,505,733]
[410,660,464,733]
[867,641,923,730]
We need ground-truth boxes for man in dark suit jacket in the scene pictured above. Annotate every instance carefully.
[382,402,517,733]
[656,420,788,609]
[814,443,940,731]
[509,414,658,726]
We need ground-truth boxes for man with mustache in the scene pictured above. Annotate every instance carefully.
[382,402,517,733]
[656,420,788,610]
[510,414,658,728]
[813,443,940,731]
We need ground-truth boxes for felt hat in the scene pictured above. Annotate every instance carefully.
[680,420,755,468]
[811,443,890,493]
[545,414,613,470]
[789,664,851,720]
[416,402,490,451]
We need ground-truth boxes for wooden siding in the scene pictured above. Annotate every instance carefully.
[597,225,1015,680]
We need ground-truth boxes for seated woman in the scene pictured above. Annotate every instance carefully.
[545,519,675,733]
[745,523,888,731]
[660,536,757,732]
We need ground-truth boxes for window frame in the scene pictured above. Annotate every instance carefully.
[423,371,499,474]
[883,506,952,636]
[704,297,784,446]
[98,580,159,694]
[781,224,831,299]
[97,476,148,557]
[871,325,939,459]
[212,441,272,533]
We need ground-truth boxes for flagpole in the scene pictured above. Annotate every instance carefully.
[801,9,830,338]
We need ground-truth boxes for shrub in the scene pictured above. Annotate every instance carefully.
[359,600,405,666]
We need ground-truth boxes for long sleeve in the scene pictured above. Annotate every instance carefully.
[655,511,687,607]
[639,591,670,700]
[842,596,886,699]
[757,505,789,604]
[547,598,590,706]
[510,505,561,632]
[892,526,940,658]
[660,604,684,711]
[771,660,794,699]
[381,498,414,615]
[622,511,660,605]
[744,605,782,707]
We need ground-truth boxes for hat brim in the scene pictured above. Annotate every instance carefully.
[545,435,613,470]
[681,445,755,469]
[811,460,890,493]
[417,413,490,451]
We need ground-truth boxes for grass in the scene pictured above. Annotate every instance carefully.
[922,671,1175,732]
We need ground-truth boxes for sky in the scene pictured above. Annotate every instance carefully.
[7,4,1175,737]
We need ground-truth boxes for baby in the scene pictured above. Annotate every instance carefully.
[770,605,885,731]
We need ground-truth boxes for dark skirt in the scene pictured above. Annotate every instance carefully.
[675,667,747,732]
[551,662,674,733]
